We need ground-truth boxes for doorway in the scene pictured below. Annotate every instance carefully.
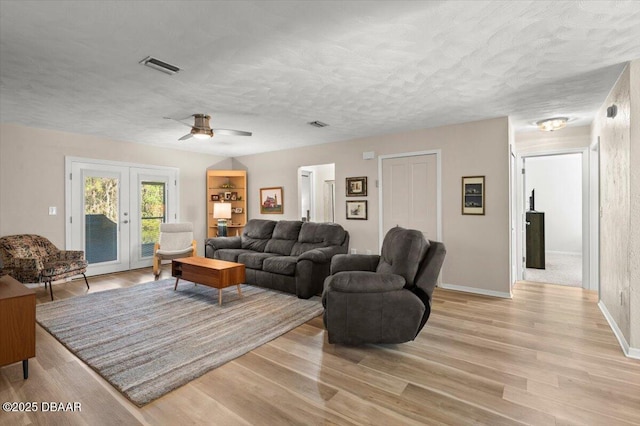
[517,150,590,289]
[298,164,335,222]
[378,150,442,250]
[66,158,178,276]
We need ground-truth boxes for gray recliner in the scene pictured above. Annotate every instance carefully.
[322,227,446,345]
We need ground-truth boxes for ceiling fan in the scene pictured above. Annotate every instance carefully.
[165,114,252,141]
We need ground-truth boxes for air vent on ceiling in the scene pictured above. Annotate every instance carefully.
[139,56,180,75]
[308,120,329,128]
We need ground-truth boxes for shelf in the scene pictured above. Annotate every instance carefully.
[207,170,247,238]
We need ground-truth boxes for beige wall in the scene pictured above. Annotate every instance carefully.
[234,117,511,296]
[629,60,640,350]
[0,124,230,255]
[592,61,640,353]
[515,125,591,153]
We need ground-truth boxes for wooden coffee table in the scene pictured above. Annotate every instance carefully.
[172,257,246,305]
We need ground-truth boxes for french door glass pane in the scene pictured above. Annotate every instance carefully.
[140,181,166,258]
[84,176,119,264]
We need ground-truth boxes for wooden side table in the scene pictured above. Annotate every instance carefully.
[0,275,36,379]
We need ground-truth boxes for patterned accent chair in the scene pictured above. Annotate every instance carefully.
[0,234,89,300]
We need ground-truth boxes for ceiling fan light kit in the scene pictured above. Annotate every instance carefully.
[169,114,252,141]
[536,117,568,132]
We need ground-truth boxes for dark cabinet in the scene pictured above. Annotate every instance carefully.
[0,275,35,379]
[526,211,545,269]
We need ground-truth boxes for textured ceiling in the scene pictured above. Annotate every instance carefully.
[1,1,639,157]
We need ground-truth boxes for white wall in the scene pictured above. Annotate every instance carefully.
[233,117,512,297]
[0,124,230,256]
[525,154,582,254]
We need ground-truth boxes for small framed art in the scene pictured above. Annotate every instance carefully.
[462,176,485,215]
[346,200,367,220]
[260,187,284,214]
[346,176,367,197]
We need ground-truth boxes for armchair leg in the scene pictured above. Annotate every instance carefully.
[82,273,90,290]
[48,280,54,301]
[153,256,161,278]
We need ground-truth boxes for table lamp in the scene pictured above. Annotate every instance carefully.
[213,202,232,236]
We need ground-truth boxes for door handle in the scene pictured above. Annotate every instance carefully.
[525,221,531,225]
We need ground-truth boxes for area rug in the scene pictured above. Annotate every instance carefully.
[36,279,324,406]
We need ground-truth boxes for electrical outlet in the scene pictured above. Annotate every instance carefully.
[351,248,357,254]
[366,249,372,255]
[48,206,57,215]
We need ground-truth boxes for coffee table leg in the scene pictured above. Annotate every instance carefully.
[218,289,223,306]
[174,277,180,290]
[237,285,242,297]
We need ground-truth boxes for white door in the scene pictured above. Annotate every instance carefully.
[68,160,178,275]
[300,170,313,221]
[70,162,131,275]
[380,153,439,245]
[129,168,177,269]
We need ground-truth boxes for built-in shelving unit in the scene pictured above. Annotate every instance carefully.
[207,170,247,237]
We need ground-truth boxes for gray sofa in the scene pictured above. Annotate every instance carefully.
[205,219,349,298]
[322,226,446,344]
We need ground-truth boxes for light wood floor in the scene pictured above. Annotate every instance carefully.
[1,267,639,425]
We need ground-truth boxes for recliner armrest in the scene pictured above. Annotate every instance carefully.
[325,271,405,293]
[330,254,380,274]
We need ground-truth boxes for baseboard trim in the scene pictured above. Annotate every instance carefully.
[439,283,512,299]
[598,301,640,360]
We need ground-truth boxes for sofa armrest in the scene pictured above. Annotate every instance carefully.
[298,246,344,264]
[325,271,405,293]
[330,254,380,274]
[207,236,241,249]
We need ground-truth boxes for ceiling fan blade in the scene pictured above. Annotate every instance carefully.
[178,133,193,141]
[164,116,195,128]
[213,128,252,137]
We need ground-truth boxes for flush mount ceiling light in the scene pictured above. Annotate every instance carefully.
[536,117,568,132]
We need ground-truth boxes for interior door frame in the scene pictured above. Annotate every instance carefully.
[377,150,442,251]
[515,147,594,290]
[65,157,179,274]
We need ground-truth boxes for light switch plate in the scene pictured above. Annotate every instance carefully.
[48,206,57,215]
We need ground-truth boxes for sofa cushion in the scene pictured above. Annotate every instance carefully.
[291,222,347,256]
[214,249,253,262]
[264,220,303,255]
[263,256,298,276]
[376,227,429,287]
[241,220,276,252]
[237,252,278,270]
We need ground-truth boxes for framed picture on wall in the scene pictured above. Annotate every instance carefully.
[346,176,367,197]
[462,176,485,215]
[346,200,367,220]
[260,187,284,214]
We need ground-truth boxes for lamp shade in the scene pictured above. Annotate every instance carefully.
[213,202,232,219]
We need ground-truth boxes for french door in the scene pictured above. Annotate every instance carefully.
[66,158,178,276]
